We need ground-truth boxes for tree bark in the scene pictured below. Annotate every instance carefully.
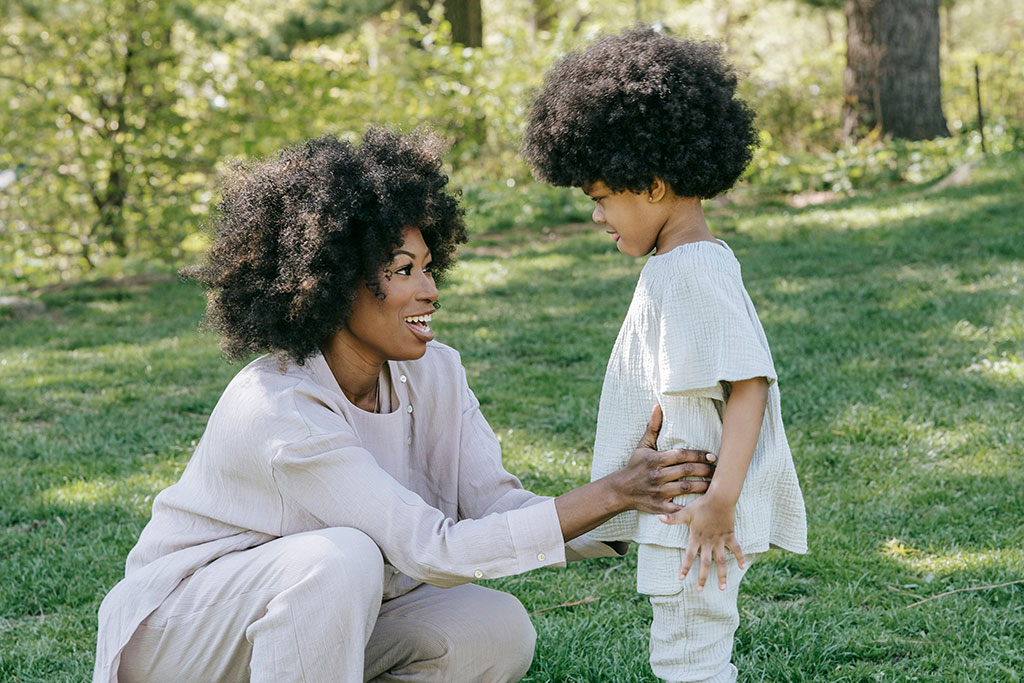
[842,0,949,140]
[446,0,482,47]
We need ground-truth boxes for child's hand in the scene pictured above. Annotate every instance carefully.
[659,494,745,591]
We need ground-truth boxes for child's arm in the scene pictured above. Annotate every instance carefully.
[659,376,769,591]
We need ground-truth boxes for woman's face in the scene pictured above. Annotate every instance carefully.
[345,227,439,362]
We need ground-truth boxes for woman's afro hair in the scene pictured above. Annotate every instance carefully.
[183,129,466,365]
[522,26,759,198]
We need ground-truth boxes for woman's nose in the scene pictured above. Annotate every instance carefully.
[419,273,439,301]
[592,204,605,223]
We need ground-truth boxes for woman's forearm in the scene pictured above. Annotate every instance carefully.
[553,476,628,542]
[706,377,769,505]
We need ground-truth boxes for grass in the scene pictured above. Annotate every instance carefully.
[2,152,1022,681]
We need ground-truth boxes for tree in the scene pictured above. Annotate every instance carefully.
[0,0,222,275]
[445,0,482,47]
[841,0,949,140]
[532,0,558,34]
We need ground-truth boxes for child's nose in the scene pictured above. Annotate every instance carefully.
[592,204,605,223]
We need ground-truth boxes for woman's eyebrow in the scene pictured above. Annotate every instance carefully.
[392,249,432,260]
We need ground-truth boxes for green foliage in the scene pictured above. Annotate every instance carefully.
[745,126,1019,196]
[1,152,1022,680]
[1,0,1021,286]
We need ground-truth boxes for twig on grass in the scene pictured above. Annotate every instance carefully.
[530,596,599,615]
[907,578,1024,608]
[603,562,624,580]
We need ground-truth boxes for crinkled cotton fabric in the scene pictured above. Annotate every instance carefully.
[588,240,807,555]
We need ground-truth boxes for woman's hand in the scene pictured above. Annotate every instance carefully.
[612,405,716,515]
[659,494,745,591]
[553,405,714,543]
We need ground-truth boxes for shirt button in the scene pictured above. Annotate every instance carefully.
[473,569,483,579]
[406,437,412,445]
[537,553,546,562]
[391,568,399,575]
[400,375,407,383]
[407,405,413,414]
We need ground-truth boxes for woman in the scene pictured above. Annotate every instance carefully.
[94,130,715,683]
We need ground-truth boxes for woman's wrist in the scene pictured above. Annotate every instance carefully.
[602,470,632,515]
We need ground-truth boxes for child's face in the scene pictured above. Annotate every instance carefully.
[581,181,667,258]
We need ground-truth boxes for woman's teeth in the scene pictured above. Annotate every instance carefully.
[404,314,432,324]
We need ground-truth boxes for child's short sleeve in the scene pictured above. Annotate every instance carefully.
[657,267,776,396]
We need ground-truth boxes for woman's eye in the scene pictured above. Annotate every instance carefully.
[424,263,434,275]
[395,264,413,276]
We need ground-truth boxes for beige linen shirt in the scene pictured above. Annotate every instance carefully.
[94,341,616,683]
[588,241,808,555]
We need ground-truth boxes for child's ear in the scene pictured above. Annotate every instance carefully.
[648,177,668,203]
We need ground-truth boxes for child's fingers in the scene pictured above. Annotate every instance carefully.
[678,542,698,580]
[696,543,713,591]
[714,543,730,590]
[658,508,690,525]
[726,535,746,570]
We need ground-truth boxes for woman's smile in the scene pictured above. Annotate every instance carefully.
[404,312,435,342]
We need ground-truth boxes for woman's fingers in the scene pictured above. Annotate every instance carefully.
[658,448,714,468]
[658,460,714,482]
[638,404,663,450]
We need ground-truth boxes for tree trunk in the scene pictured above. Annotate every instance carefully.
[842,0,949,140]
[401,0,431,28]
[446,0,482,47]
[532,0,557,33]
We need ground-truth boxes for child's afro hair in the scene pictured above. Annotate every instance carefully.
[182,129,466,365]
[522,26,759,198]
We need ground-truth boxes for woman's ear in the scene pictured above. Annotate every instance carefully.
[648,177,668,203]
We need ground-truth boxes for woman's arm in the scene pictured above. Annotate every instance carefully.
[659,377,768,590]
[555,404,716,542]
[454,367,715,537]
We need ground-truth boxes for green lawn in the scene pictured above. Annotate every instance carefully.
[2,153,1022,682]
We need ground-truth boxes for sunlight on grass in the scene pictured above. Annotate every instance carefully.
[965,355,1024,382]
[883,538,1024,576]
[41,469,180,516]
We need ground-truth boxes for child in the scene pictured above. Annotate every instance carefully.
[523,27,808,683]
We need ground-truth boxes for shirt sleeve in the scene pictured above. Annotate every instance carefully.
[454,364,541,519]
[271,391,566,589]
[658,267,776,396]
[453,364,626,562]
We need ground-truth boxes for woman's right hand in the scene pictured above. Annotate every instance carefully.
[614,405,716,515]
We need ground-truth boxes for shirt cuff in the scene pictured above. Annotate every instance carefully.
[565,534,630,562]
[505,497,566,572]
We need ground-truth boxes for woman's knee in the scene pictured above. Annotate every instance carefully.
[282,527,385,600]
[452,588,536,682]
[491,591,536,680]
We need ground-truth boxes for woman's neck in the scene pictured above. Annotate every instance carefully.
[321,331,384,411]
[654,197,715,254]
